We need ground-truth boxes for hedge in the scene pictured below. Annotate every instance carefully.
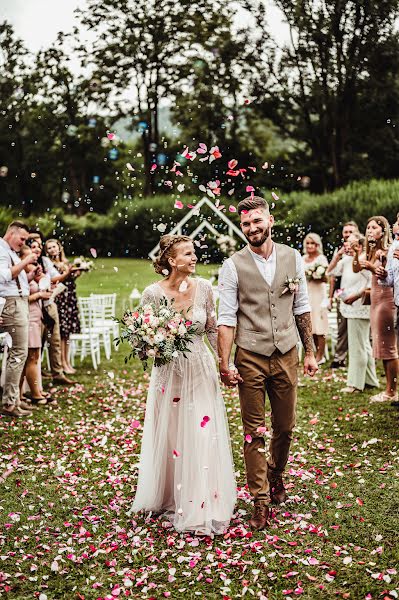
[2,178,399,260]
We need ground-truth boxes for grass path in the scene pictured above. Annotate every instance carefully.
[0,259,398,599]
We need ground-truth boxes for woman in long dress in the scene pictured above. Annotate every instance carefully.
[353,216,398,402]
[302,233,329,364]
[132,234,237,535]
[44,239,81,375]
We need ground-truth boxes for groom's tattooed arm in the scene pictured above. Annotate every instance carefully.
[295,312,313,354]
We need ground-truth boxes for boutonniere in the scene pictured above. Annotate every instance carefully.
[281,276,301,295]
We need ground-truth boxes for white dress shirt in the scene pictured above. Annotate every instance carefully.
[0,238,29,297]
[217,244,311,327]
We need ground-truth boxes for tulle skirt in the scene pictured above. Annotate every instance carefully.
[132,340,237,535]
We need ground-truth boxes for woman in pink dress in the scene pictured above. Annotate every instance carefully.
[19,245,53,405]
[353,216,398,402]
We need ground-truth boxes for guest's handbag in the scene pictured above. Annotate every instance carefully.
[361,288,371,306]
[42,306,56,330]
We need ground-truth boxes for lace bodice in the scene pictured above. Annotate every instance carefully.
[140,277,218,356]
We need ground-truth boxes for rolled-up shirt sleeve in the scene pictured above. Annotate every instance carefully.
[293,250,311,316]
[0,267,12,284]
[217,259,239,327]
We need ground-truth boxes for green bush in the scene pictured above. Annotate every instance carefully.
[2,179,399,259]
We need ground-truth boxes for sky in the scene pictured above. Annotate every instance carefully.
[0,0,290,55]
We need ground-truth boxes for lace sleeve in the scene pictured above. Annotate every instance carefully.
[139,285,157,307]
[204,279,218,357]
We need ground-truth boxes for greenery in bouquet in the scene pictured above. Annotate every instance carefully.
[305,262,327,282]
[116,297,198,370]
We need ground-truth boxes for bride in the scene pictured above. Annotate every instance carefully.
[132,234,237,535]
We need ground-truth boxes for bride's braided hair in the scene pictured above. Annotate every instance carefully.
[153,234,192,276]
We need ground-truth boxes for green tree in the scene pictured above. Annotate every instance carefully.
[0,21,38,215]
[246,0,399,191]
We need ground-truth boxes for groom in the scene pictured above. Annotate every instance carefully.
[217,196,318,530]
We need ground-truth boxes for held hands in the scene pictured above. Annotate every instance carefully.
[303,353,318,377]
[220,366,243,387]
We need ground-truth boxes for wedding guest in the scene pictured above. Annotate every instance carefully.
[353,216,398,402]
[302,233,329,364]
[0,221,37,418]
[327,232,379,393]
[375,212,399,406]
[19,245,53,406]
[329,221,359,368]
[44,239,81,375]
[27,235,75,385]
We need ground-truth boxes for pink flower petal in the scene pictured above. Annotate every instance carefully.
[90,248,97,258]
[229,205,237,212]
[246,185,255,192]
[245,434,252,443]
[174,200,184,209]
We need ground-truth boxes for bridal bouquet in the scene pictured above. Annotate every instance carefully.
[305,263,327,281]
[117,298,198,370]
[72,256,95,272]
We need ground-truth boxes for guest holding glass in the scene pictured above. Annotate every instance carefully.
[302,233,329,364]
[44,239,81,375]
[353,216,398,403]
[327,232,379,393]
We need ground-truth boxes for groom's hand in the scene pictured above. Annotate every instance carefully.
[303,353,318,377]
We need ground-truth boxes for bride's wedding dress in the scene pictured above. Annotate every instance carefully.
[132,277,237,535]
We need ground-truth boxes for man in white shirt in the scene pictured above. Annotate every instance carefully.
[218,196,318,531]
[0,221,38,418]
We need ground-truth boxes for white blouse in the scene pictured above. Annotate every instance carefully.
[329,255,371,319]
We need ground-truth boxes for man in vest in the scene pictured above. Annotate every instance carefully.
[217,196,318,530]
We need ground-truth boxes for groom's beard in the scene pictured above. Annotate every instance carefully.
[246,227,270,247]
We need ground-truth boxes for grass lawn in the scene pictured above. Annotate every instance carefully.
[0,258,398,599]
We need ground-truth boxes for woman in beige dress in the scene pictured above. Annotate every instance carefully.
[302,233,329,364]
[353,216,398,402]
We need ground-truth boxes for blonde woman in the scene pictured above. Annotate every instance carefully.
[302,233,329,364]
[44,239,81,374]
[353,216,398,402]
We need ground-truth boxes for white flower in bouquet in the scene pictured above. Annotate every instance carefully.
[72,256,95,272]
[315,265,326,277]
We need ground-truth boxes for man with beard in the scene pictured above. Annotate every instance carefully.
[217,196,318,531]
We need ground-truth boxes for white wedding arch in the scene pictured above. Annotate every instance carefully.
[148,196,246,260]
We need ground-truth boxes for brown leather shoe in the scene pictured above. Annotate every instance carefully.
[249,503,270,531]
[268,471,287,504]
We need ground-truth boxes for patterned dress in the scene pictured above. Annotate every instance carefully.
[54,265,81,339]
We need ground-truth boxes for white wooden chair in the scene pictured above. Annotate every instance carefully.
[90,293,119,350]
[69,298,102,369]
[78,297,112,360]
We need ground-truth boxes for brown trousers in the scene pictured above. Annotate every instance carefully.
[235,345,298,504]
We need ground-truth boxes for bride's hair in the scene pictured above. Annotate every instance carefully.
[154,234,192,276]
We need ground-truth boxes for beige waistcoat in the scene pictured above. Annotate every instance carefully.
[231,243,299,357]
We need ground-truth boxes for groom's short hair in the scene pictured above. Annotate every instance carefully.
[237,196,269,215]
